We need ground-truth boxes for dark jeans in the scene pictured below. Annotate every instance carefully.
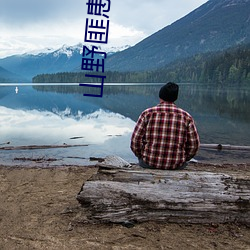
[138,158,188,170]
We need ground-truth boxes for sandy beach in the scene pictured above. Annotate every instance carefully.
[0,163,250,250]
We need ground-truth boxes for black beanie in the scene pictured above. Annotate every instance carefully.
[159,82,179,102]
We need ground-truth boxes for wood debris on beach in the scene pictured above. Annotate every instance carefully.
[77,156,250,226]
[0,144,89,151]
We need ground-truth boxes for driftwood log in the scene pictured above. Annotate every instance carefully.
[77,159,250,225]
[200,143,250,151]
[0,144,88,151]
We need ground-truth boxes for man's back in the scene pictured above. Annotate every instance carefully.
[130,82,199,170]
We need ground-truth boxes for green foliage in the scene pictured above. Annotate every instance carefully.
[32,43,250,85]
[104,0,250,71]
[153,43,250,85]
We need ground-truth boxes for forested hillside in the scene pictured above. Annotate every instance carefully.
[153,43,250,84]
[105,0,250,71]
[33,44,250,85]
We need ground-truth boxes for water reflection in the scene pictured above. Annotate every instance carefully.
[0,83,250,166]
[0,105,136,166]
[33,83,250,123]
[0,106,134,145]
[32,83,250,145]
[178,84,250,123]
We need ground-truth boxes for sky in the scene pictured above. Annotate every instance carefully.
[0,0,208,58]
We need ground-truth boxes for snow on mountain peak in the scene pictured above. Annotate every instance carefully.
[52,44,81,58]
[18,43,131,59]
[51,43,131,58]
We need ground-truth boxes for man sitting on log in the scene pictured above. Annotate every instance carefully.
[130,82,200,170]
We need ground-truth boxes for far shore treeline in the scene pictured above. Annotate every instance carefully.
[32,43,250,85]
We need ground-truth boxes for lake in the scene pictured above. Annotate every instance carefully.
[0,83,250,167]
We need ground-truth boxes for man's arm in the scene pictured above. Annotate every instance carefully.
[185,119,200,161]
[130,114,146,158]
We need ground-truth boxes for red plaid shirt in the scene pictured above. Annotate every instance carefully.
[130,102,200,169]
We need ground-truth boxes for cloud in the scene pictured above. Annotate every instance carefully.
[0,0,86,26]
[0,0,208,57]
[0,0,208,31]
[110,0,208,35]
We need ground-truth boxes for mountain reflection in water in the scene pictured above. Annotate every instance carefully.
[0,83,250,166]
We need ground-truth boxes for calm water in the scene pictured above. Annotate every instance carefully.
[0,83,250,166]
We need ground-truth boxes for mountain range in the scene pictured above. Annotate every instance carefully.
[0,0,249,82]
[105,0,250,71]
[0,65,24,83]
[0,44,129,82]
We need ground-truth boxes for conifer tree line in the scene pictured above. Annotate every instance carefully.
[33,43,250,85]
